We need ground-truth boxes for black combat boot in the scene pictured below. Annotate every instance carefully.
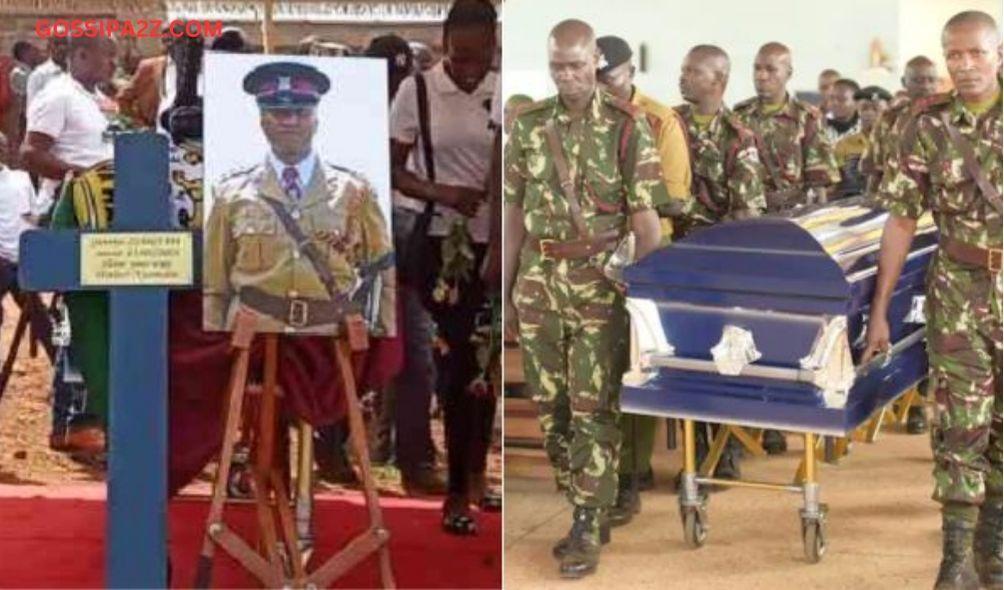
[935,504,980,590]
[715,439,742,480]
[762,429,788,454]
[974,499,1002,589]
[638,466,655,491]
[552,509,609,559]
[558,507,604,578]
[608,475,641,527]
[906,406,928,434]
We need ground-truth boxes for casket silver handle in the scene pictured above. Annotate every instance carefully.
[904,295,926,324]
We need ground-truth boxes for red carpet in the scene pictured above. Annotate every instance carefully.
[0,484,501,589]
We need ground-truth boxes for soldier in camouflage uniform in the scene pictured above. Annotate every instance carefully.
[734,42,840,214]
[862,11,1002,589]
[674,46,765,235]
[204,62,395,337]
[861,55,940,199]
[502,19,664,579]
[674,45,767,478]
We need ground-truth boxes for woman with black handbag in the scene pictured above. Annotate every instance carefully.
[389,0,500,535]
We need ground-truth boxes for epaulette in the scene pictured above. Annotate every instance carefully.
[723,111,754,140]
[911,92,952,116]
[791,98,823,119]
[732,96,758,111]
[216,162,261,185]
[323,161,368,184]
[512,97,552,119]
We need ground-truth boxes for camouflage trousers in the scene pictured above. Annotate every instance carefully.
[514,250,628,509]
[926,254,1003,506]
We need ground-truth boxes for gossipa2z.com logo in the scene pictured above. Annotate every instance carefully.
[35,19,224,39]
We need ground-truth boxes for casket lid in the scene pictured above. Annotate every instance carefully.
[626,198,936,310]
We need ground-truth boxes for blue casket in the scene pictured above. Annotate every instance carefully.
[620,197,937,436]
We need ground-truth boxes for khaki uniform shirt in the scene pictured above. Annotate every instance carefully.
[204,158,396,336]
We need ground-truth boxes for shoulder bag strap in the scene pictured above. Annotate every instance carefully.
[415,72,436,216]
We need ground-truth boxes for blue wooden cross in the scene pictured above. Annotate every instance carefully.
[19,133,197,588]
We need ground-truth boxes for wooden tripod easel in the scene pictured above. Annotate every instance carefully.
[194,309,395,588]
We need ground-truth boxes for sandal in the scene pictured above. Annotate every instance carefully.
[442,496,478,535]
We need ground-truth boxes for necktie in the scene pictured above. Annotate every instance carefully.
[281,166,302,200]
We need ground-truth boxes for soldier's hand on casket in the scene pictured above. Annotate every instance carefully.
[503,299,519,343]
[438,185,485,217]
[861,314,891,364]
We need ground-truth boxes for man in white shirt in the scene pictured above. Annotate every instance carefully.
[0,132,52,358]
[25,37,68,108]
[21,36,115,217]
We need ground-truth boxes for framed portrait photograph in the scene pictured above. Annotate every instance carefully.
[202,53,395,337]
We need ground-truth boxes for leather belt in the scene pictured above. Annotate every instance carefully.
[239,287,354,328]
[526,231,620,261]
[940,236,1002,273]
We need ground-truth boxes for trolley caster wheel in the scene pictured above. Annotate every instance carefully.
[801,520,826,563]
[682,508,707,548]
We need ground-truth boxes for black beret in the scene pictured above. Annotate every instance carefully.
[854,85,892,102]
[243,61,331,108]
[596,35,632,75]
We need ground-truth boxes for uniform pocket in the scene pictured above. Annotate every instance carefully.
[928,160,973,214]
[584,167,623,215]
[232,209,278,272]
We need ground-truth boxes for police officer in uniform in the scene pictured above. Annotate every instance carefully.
[503,19,664,579]
[595,34,692,527]
[204,62,395,337]
[863,11,1002,589]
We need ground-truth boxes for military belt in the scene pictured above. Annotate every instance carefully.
[940,236,1002,273]
[526,231,620,261]
[239,287,355,328]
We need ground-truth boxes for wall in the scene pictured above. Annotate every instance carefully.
[502,0,1002,107]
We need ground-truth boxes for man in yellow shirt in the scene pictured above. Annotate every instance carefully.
[595,34,692,527]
